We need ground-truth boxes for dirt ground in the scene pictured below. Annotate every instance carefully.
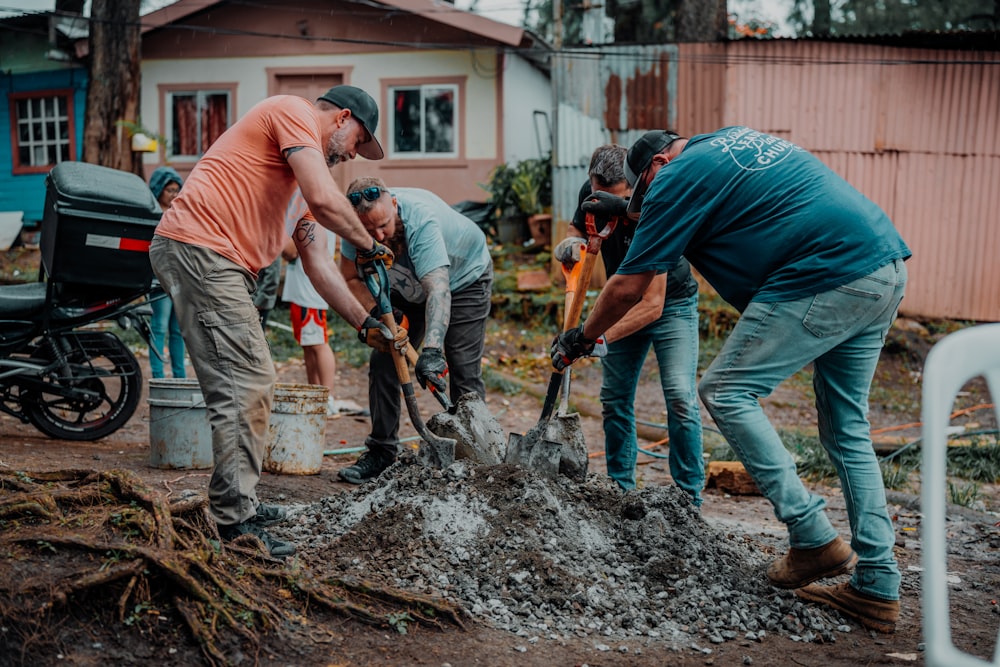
[1,245,999,666]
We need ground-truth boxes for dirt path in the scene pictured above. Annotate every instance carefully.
[2,338,999,666]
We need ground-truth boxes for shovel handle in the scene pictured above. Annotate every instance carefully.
[564,249,599,331]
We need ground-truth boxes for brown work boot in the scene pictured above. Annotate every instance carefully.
[795,582,899,633]
[766,536,857,589]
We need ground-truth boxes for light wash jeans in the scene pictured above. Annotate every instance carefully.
[698,259,907,601]
[600,293,704,502]
[149,292,187,379]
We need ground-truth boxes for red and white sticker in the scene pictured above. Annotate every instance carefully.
[85,234,150,252]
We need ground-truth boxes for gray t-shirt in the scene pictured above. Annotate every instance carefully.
[342,187,492,304]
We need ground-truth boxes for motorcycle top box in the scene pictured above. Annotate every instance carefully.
[41,162,162,289]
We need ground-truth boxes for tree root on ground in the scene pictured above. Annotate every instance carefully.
[0,468,466,666]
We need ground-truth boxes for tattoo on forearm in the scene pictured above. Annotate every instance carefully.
[294,221,316,248]
[421,267,451,349]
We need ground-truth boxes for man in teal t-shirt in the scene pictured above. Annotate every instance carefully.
[339,179,493,484]
[551,127,911,635]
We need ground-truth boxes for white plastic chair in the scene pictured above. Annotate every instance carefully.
[921,323,1000,667]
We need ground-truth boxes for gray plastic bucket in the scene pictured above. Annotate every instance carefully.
[265,383,329,475]
[148,378,213,469]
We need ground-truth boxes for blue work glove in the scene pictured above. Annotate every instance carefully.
[581,191,629,225]
[553,237,584,269]
[550,326,596,371]
[358,316,408,354]
[355,240,394,276]
[415,347,448,393]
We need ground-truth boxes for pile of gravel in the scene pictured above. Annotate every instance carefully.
[276,458,851,647]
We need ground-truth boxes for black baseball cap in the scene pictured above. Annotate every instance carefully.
[317,85,384,160]
[624,130,680,219]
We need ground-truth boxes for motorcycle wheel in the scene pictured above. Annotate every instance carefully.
[23,331,143,441]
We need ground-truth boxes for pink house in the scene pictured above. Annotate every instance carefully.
[138,0,552,205]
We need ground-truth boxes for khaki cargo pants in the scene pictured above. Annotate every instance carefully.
[150,236,275,527]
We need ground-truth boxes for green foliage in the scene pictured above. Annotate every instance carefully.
[483,367,522,396]
[880,449,920,491]
[479,154,552,221]
[948,480,981,508]
[946,439,1000,483]
[787,0,997,37]
[387,611,413,635]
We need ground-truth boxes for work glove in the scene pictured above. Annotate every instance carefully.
[414,347,448,393]
[589,335,607,358]
[355,240,394,276]
[550,326,596,371]
[553,237,584,269]
[370,305,409,332]
[581,191,629,225]
[358,316,409,355]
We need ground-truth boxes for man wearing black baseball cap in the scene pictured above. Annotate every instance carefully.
[550,125,911,634]
[150,84,396,558]
[317,85,384,160]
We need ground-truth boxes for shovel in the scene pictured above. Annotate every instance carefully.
[363,261,456,469]
[506,212,620,478]
[403,346,454,412]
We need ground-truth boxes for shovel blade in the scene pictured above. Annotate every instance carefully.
[506,431,562,479]
[417,435,457,469]
[547,413,589,481]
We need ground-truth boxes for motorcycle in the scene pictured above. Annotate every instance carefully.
[0,282,160,440]
[0,161,166,441]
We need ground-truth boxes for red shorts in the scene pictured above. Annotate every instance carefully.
[290,304,328,346]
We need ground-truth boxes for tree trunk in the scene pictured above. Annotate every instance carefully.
[83,0,142,177]
[674,0,727,42]
[812,0,832,35]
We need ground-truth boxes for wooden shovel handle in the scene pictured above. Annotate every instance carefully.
[379,312,412,383]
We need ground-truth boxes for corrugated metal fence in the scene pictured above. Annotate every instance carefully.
[552,40,1000,321]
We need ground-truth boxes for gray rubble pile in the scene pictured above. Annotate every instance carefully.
[276,459,849,647]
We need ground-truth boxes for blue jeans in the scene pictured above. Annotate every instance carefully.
[600,293,704,502]
[698,259,907,601]
[149,292,187,379]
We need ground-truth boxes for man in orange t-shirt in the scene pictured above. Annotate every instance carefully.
[150,85,401,557]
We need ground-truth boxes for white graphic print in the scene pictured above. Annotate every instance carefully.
[710,127,802,171]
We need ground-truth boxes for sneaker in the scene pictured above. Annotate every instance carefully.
[338,450,395,485]
[218,518,296,558]
[255,503,286,526]
[795,582,899,633]
[766,535,858,589]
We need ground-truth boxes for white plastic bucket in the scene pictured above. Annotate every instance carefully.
[148,378,213,469]
[265,383,329,475]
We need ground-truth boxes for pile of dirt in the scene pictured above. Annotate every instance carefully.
[278,456,852,649]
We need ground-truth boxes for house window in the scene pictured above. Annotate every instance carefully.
[11,90,74,173]
[166,90,231,159]
[389,84,458,158]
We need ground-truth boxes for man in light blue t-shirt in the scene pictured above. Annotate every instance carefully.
[338,178,493,484]
[551,127,911,634]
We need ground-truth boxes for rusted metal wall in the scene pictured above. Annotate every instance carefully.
[552,39,1000,321]
[706,40,1000,322]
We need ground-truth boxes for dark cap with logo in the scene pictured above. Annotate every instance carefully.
[624,130,681,219]
[317,85,384,160]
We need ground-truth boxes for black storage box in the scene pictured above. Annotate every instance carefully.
[41,162,162,289]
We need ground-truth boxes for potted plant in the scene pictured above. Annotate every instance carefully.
[509,157,552,248]
[479,153,552,246]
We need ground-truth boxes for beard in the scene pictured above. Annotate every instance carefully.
[385,222,407,257]
[325,130,349,166]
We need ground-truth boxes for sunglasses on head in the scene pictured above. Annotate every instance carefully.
[348,186,384,206]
